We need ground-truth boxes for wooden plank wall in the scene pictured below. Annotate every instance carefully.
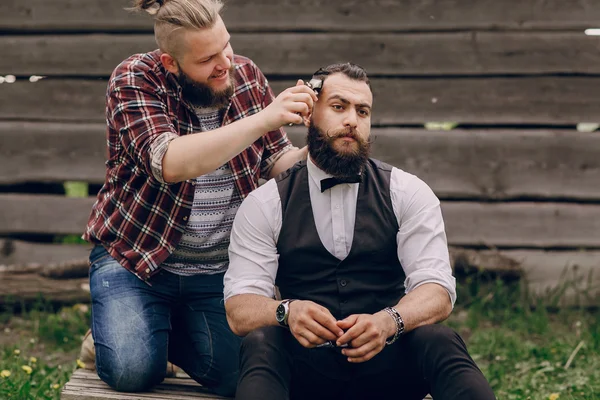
[1,0,599,305]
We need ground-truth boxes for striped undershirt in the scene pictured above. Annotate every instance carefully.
[162,107,242,276]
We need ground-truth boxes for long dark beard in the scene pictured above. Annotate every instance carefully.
[177,65,235,109]
[307,121,370,177]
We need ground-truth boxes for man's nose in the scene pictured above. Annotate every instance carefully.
[343,110,358,128]
[216,52,232,70]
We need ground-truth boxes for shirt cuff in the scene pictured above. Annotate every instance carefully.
[224,279,276,302]
[405,268,457,308]
[260,144,296,177]
[149,131,179,183]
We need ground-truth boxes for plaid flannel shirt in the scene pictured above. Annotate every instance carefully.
[83,50,293,281]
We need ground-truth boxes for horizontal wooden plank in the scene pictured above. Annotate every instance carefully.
[496,250,600,306]
[2,77,599,124]
[4,32,600,76]
[0,273,90,306]
[0,122,106,184]
[62,369,228,400]
[0,239,90,268]
[4,122,599,201]
[3,243,598,307]
[1,0,599,32]
[2,195,600,248]
[287,128,600,201]
[0,194,95,235]
[441,202,600,248]
[452,248,600,306]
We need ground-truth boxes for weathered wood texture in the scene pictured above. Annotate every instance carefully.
[286,128,600,201]
[0,273,89,306]
[5,32,600,76]
[2,194,600,248]
[2,0,599,32]
[0,195,95,235]
[0,242,522,276]
[2,243,596,307]
[499,250,600,306]
[61,368,229,400]
[0,122,106,184]
[442,202,600,248]
[452,248,600,306]
[2,77,599,124]
[3,122,600,201]
[61,368,433,399]
[0,239,89,269]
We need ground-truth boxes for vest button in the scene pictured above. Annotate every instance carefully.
[340,279,347,287]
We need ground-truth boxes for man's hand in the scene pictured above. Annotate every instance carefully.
[262,80,317,131]
[287,300,344,348]
[335,311,396,363]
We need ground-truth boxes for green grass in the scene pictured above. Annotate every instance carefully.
[448,274,600,400]
[0,277,598,399]
[0,303,90,400]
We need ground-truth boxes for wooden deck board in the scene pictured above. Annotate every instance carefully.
[62,369,433,399]
[61,369,229,400]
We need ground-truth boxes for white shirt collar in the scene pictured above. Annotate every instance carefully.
[307,156,361,191]
[307,155,334,187]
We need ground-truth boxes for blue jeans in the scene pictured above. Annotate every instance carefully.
[89,245,241,395]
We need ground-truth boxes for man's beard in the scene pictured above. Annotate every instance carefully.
[307,120,370,178]
[176,65,235,109]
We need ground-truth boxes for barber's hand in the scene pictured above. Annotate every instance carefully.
[287,300,344,348]
[335,312,396,363]
[262,80,317,130]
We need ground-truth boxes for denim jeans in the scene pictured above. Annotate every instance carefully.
[89,245,241,395]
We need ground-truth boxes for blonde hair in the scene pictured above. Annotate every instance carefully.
[131,0,224,60]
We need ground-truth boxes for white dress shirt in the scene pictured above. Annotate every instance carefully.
[224,157,456,306]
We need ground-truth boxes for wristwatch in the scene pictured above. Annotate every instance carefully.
[276,299,296,327]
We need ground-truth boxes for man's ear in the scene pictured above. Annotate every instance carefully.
[160,53,179,75]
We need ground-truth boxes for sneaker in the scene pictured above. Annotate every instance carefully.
[79,329,96,370]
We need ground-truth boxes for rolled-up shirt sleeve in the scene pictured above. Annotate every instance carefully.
[391,168,457,307]
[107,67,179,184]
[225,180,281,300]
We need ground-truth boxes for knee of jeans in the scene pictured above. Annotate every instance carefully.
[97,359,166,392]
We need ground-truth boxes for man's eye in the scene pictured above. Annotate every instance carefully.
[359,109,370,116]
[332,104,343,110]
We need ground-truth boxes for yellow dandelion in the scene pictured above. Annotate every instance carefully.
[21,365,32,374]
[76,359,86,369]
[13,349,20,355]
[29,357,37,363]
[549,394,560,400]
[0,370,11,378]
[51,383,60,390]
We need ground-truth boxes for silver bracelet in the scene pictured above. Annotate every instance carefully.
[383,307,405,345]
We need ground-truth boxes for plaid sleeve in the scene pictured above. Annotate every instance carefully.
[254,67,295,177]
[107,65,178,183]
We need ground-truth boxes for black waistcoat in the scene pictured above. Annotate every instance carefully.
[275,159,405,320]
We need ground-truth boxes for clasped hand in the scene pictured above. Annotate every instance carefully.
[287,300,396,363]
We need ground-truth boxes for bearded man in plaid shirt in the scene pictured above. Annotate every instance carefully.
[81,0,316,395]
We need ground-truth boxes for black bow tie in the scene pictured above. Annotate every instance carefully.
[320,175,362,192]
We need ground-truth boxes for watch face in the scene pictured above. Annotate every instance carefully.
[276,303,286,323]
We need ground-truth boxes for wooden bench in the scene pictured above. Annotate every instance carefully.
[62,368,433,399]
[61,369,229,399]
